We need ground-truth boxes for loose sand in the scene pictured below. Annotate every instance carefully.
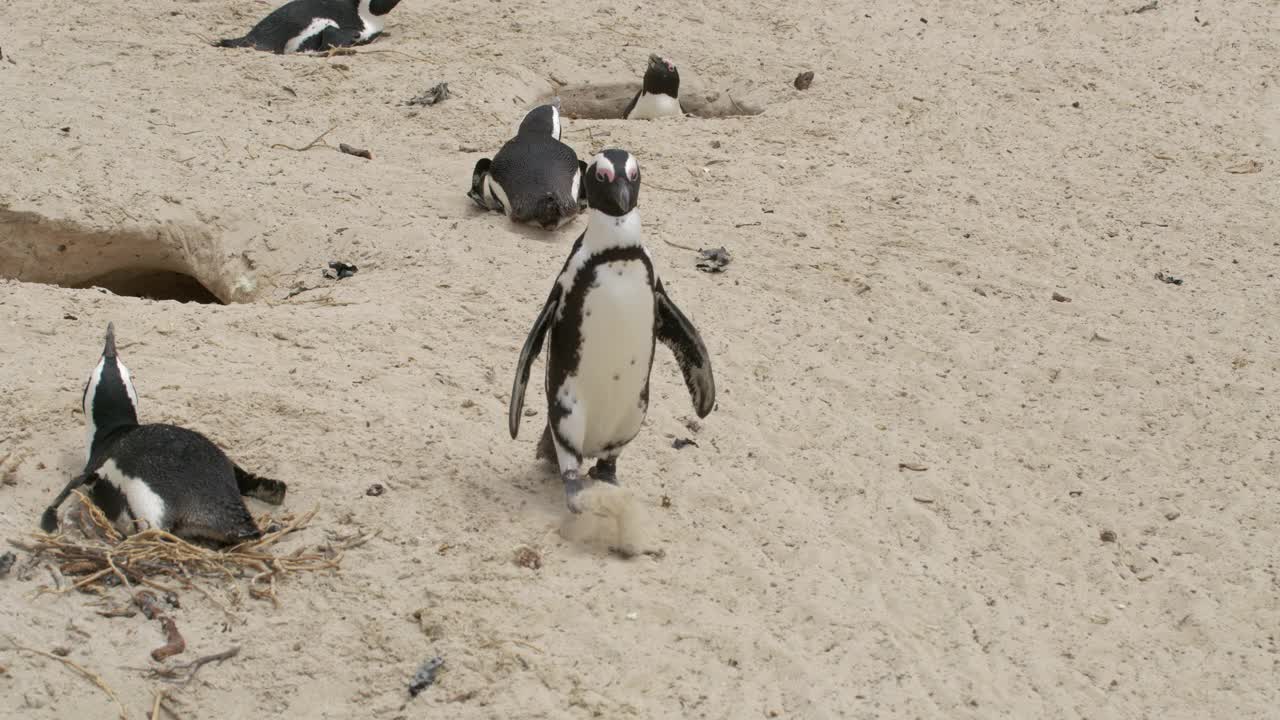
[1,0,1277,717]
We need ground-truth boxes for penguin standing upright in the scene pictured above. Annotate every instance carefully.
[468,101,587,230]
[622,55,684,120]
[508,150,715,512]
[39,324,287,544]
[217,0,402,54]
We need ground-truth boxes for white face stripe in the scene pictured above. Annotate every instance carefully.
[624,154,638,180]
[284,18,339,53]
[550,106,561,141]
[593,154,616,182]
[84,358,106,461]
[570,167,581,203]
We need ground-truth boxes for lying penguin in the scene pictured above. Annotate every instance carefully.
[508,149,716,512]
[623,55,684,119]
[217,0,402,54]
[468,101,587,230]
[39,324,287,544]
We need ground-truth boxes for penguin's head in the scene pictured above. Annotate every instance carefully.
[585,149,641,217]
[642,54,680,98]
[518,101,561,141]
[82,323,139,450]
[363,0,403,15]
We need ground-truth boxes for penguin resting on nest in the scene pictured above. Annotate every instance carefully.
[468,101,588,230]
[508,149,716,512]
[39,324,288,545]
[217,0,402,54]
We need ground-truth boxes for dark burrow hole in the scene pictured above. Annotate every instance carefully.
[544,82,766,120]
[73,269,225,305]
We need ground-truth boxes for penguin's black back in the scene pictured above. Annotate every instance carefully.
[91,424,260,543]
[490,136,581,225]
[219,0,362,54]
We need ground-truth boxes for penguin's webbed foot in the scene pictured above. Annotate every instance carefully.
[562,470,585,514]
[587,459,618,485]
[40,507,60,533]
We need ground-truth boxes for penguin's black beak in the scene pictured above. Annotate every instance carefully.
[103,322,117,358]
[612,183,632,215]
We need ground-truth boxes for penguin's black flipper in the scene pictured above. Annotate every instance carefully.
[510,283,563,439]
[468,159,493,209]
[576,160,589,210]
[655,279,716,417]
[622,89,642,119]
[234,465,288,506]
[39,472,91,532]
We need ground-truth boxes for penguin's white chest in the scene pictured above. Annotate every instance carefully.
[563,260,655,453]
[628,92,682,119]
[97,458,168,533]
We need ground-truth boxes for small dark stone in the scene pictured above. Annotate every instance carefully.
[1072,101,1080,108]
[1100,529,1117,543]
[366,483,385,497]
[60,127,70,133]
[672,438,698,450]
[710,140,722,149]
[1052,292,1071,302]
[63,313,77,321]
[793,71,815,91]
[0,551,16,577]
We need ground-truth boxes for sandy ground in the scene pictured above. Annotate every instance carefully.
[1,0,1278,717]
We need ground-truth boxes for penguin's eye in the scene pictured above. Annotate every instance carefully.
[626,167,638,181]
[596,172,607,182]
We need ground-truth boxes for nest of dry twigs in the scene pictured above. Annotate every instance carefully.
[12,490,367,606]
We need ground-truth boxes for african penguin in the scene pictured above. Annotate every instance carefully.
[508,149,716,512]
[39,324,288,545]
[217,0,402,54]
[467,101,588,230]
[622,55,683,120]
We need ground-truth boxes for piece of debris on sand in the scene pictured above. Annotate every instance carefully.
[696,247,732,273]
[409,656,445,697]
[407,83,451,107]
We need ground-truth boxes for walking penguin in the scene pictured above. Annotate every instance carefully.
[622,55,684,120]
[217,0,402,54]
[508,149,715,512]
[39,324,288,544]
[468,101,588,230]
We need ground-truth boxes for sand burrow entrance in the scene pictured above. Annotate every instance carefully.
[0,207,256,304]
[545,81,766,120]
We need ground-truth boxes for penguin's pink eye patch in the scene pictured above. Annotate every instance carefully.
[595,167,614,183]
[624,155,639,181]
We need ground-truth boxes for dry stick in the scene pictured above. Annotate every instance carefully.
[151,691,164,720]
[320,47,431,61]
[153,646,241,686]
[9,643,129,720]
[661,237,700,252]
[270,126,337,152]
